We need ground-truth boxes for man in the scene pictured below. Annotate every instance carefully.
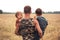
[17,6,42,40]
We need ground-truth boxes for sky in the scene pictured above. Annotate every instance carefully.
[0,0,60,12]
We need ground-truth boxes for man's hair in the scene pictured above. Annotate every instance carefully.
[35,8,42,15]
[24,6,31,14]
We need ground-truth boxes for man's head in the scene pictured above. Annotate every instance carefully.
[35,8,42,16]
[24,5,31,14]
[24,5,31,17]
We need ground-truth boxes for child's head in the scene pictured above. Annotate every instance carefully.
[35,8,42,16]
[15,11,22,19]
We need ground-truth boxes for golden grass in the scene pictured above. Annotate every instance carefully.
[0,14,60,40]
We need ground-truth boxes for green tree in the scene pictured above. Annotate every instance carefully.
[0,10,3,14]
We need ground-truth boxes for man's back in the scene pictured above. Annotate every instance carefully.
[18,18,38,40]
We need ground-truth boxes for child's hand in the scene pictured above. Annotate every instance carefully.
[34,16,36,19]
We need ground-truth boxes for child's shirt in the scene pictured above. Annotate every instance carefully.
[37,16,48,35]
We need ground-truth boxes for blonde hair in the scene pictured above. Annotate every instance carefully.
[15,11,22,18]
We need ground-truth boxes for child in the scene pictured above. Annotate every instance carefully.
[35,8,48,37]
[15,11,23,35]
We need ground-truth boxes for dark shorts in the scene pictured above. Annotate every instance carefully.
[34,32,40,40]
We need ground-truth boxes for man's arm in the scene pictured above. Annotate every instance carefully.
[15,20,20,35]
[34,19,43,38]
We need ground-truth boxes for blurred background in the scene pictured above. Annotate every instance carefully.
[0,0,60,40]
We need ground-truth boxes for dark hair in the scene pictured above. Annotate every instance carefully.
[24,6,31,14]
[35,8,42,15]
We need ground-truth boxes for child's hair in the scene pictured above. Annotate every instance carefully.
[15,11,22,18]
[35,8,42,15]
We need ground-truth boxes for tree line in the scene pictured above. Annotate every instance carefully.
[0,10,60,14]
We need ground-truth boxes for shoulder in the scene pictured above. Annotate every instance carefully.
[33,18,39,24]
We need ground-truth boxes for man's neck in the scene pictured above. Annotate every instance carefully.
[24,14,30,19]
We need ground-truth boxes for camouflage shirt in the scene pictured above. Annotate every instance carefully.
[18,18,37,40]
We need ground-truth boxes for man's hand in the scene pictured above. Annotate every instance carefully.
[15,30,20,35]
[39,32,43,38]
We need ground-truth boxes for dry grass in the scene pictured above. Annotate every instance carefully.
[0,14,60,40]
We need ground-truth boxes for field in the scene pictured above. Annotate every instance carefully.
[0,14,60,40]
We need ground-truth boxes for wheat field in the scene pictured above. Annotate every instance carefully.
[0,14,60,40]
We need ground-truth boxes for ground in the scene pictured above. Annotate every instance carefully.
[0,14,60,40]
